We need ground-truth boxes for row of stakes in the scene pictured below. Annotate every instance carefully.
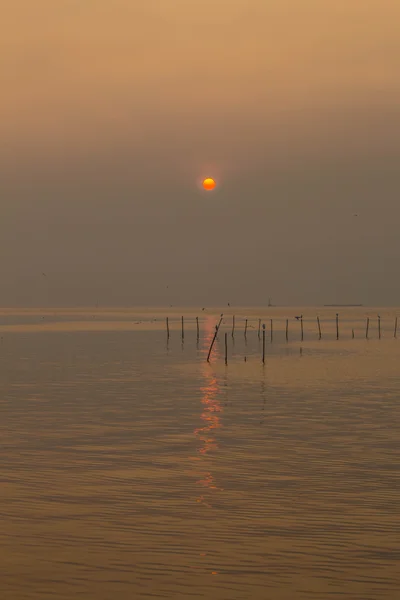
[166,314,399,363]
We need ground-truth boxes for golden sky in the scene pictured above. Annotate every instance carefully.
[1,1,400,305]
[2,1,400,159]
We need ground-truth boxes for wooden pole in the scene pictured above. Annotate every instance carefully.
[181,316,184,341]
[224,333,228,366]
[366,317,369,339]
[301,316,304,342]
[286,319,289,342]
[206,314,224,362]
[352,328,355,339]
[317,316,322,340]
[166,317,170,339]
[270,319,273,343]
[196,316,200,340]
[258,319,261,339]
[336,313,339,340]
[232,315,235,337]
[244,318,248,337]
[262,324,266,364]
[378,315,381,340]
[394,317,398,339]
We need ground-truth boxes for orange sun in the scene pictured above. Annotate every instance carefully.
[202,177,216,191]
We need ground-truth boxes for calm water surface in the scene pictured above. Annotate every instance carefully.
[1,308,399,599]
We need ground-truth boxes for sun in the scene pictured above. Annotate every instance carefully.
[202,177,216,191]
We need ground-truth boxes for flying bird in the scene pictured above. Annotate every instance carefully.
[295,315,302,320]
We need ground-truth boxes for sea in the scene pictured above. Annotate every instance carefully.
[1,307,399,600]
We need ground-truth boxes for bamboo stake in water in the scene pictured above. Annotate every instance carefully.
[196,316,200,340]
[258,319,261,339]
[270,319,273,343]
[394,317,398,339]
[166,317,170,339]
[286,319,289,342]
[224,333,228,366]
[206,314,224,362]
[301,316,304,341]
[262,324,266,364]
[244,318,248,337]
[181,316,184,341]
[336,313,339,340]
[232,315,235,337]
[317,316,322,340]
[366,317,370,339]
[378,315,381,339]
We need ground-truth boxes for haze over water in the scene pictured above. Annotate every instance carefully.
[2,1,400,307]
[1,307,399,599]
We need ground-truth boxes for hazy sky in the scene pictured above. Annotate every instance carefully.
[1,0,400,306]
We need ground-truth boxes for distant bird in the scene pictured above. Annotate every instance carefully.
[228,302,230,307]
[202,307,205,311]
[42,272,47,277]
[295,315,302,320]
[354,214,358,217]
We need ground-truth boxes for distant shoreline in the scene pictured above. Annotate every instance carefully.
[324,304,363,307]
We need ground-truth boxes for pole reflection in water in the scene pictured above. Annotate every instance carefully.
[193,317,224,508]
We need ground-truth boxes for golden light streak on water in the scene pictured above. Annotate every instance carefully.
[194,317,224,509]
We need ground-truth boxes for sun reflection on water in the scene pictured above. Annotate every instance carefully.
[193,317,224,505]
